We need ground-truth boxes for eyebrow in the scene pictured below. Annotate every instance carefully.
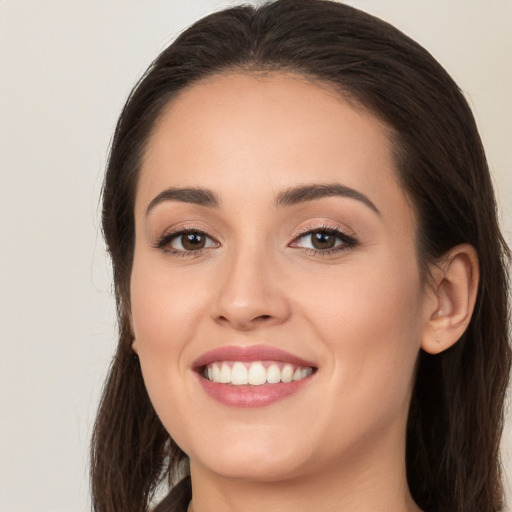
[146,187,220,216]
[145,183,380,216]
[275,183,380,215]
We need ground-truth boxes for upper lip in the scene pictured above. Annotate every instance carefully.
[192,344,317,369]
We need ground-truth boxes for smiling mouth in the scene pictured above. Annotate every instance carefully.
[201,360,315,386]
[193,345,318,406]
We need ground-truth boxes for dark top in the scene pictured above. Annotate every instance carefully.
[153,476,192,512]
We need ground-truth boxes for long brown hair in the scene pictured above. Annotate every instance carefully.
[91,1,511,510]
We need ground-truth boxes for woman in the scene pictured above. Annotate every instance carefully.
[90,1,511,511]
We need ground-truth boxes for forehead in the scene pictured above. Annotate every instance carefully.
[137,72,408,223]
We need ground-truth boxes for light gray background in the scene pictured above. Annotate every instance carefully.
[1,1,510,510]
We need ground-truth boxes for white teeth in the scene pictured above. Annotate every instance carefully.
[281,364,294,383]
[204,361,314,386]
[301,368,311,379]
[219,363,231,384]
[266,364,281,384]
[212,363,221,382]
[231,362,248,385]
[248,362,267,386]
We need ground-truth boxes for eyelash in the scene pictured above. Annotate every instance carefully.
[154,228,218,257]
[154,225,358,258]
[291,225,358,256]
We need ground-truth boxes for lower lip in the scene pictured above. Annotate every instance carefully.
[196,373,314,408]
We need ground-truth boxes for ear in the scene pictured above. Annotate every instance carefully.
[421,244,479,355]
[126,309,139,355]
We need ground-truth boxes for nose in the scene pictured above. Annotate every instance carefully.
[211,245,291,331]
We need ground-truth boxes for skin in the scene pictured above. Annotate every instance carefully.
[129,72,473,512]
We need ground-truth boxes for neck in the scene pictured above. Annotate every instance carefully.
[188,428,422,512]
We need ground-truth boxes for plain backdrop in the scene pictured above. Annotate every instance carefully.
[0,1,510,510]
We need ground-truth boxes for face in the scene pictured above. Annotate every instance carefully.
[130,73,430,483]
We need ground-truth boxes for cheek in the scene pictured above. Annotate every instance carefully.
[298,255,424,406]
[129,250,224,413]
[130,256,205,355]
[129,257,203,437]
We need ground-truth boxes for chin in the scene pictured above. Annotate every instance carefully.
[184,427,317,483]
[194,451,309,483]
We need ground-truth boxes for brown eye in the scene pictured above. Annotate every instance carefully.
[311,231,336,249]
[179,232,206,250]
[159,230,218,253]
[290,227,358,254]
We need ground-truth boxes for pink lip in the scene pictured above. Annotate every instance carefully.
[193,344,317,369]
[193,345,317,408]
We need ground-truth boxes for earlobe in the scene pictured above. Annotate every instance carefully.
[126,309,138,354]
[421,244,479,355]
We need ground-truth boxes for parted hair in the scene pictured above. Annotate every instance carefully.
[91,1,511,511]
